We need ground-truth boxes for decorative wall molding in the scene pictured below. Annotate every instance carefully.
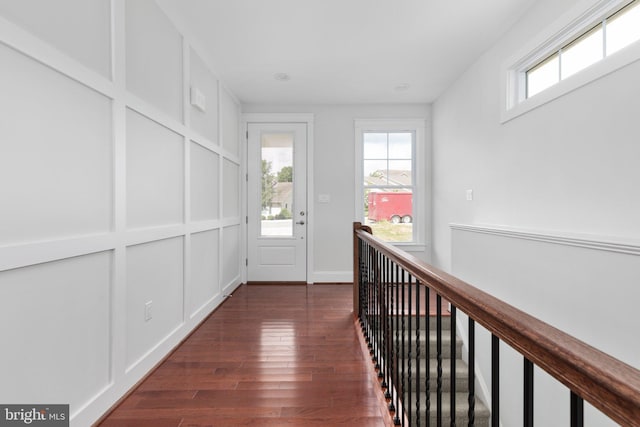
[450,223,640,256]
[0,2,243,426]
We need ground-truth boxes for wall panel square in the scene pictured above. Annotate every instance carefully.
[189,229,219,316]
[0,252,111,409]
[126,0,183,121]
[221,88,239,156]
[0,44,112,245]
[126,237,184,369]
[126,109,184,229]
[189,49,218,142]
[222,225,240,286]
[0,0,111,78]
[223,159,240,218]
[190,142,219,221]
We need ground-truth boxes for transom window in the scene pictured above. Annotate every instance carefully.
[526,0,640,98]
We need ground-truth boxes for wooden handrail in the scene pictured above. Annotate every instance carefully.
[353,222,640,427]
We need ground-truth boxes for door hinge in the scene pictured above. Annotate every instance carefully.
[245,258,248,266]
[246,130,248,140]
[246,173,248,182]
[245,216,248,224]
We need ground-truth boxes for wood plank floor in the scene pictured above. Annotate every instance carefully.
[98,284,392,427]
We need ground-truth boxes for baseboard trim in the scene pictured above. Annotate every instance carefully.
[311,270,353,283]
[450,223,640,256]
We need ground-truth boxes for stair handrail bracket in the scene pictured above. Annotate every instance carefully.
[353,222,640,427]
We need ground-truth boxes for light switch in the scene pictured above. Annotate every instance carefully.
[466,189,473,201]
[144,301,153,321]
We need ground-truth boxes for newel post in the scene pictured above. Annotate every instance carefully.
[353,222,372,318]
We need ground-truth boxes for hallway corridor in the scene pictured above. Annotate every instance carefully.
[98,284,389,426]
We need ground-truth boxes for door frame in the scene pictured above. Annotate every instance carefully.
[241,113,315,284]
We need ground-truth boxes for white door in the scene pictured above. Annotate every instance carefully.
[247,122,307,282]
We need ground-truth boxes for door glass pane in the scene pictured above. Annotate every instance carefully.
[261,132,293,237]
[606,1,640,56]
[364,188,413,242]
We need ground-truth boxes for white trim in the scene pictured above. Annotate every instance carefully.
[354,118,428,247]
[0,14,116,98]
[311,270,353,283]
[501,0,640,122]
[395,244,427,253]
[0,1,243,425]
[450,223,640,256]
[241,113,315,283]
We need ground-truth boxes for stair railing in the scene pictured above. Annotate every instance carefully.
[353,222,640,427]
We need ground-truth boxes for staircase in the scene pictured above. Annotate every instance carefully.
[392,315,491,426]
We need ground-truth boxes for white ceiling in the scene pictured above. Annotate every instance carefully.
[159,0,536,105]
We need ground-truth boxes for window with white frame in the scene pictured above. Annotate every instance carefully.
[527,0,640,97]
[502,0,640,121]
[355,119,426,245]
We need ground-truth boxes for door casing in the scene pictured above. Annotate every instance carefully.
[241,113,314,284]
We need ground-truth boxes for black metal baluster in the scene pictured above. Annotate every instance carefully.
[388,261,396,412]
[369,249,376,359]
[491,335,499,427]
[384,259,391,398]
[362,242,369,345]
[361,241,368,335]
[379,256,387,383]
[426,287,431,427]
[408,275,413,425]
[451,305,457,427]
[374,252,380,370]
[416,281,421,426]
[401,269,407,427]
[468,318,475,427]
[437,294,443,427]
[570,391,584,427]
[524,358,534,427]
[394,264,401,426]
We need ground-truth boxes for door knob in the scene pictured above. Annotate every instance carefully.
[296,220,305,225]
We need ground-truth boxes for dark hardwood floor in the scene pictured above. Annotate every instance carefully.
[98,284,391,426]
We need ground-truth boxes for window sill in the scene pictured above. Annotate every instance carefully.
[392,243,427,253]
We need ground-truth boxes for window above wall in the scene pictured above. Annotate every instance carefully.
[502,0,640,122]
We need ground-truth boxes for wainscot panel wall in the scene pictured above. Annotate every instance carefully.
[432,0,640,425]
[0,1,242,425]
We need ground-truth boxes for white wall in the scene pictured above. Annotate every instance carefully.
[0,1,242,425]
[432,0,640,425]
[242,103,431,282]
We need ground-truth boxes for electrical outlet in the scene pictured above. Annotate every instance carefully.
[466,189,474,201]
[144,301,153,321]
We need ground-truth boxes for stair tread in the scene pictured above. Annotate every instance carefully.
[393,330,461,344]
[400,357,469,377]
[403,391,491,416]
